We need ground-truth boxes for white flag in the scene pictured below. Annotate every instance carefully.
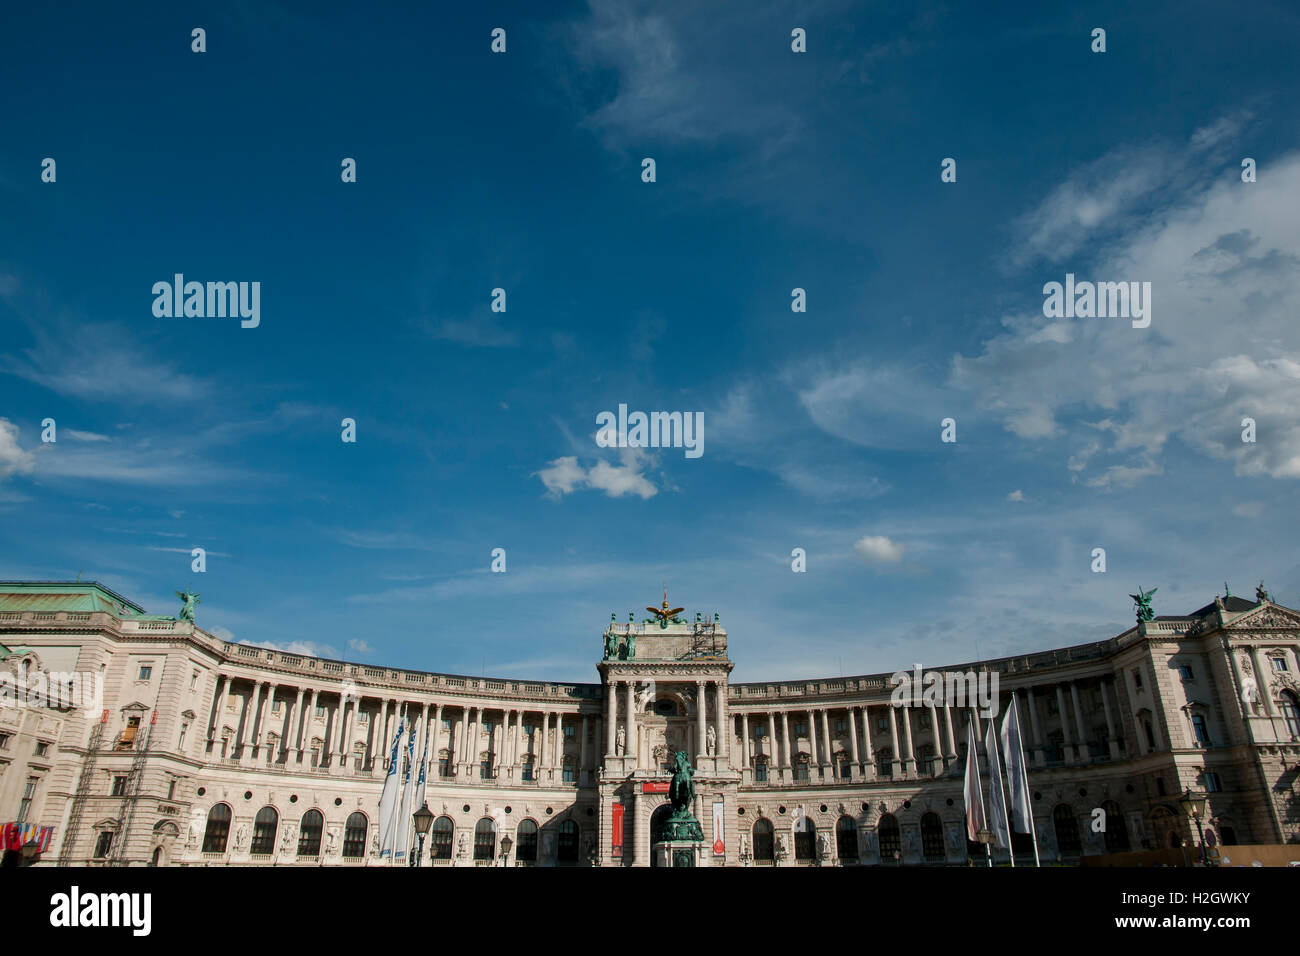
[1000,697,1033,833]
[985,720,1010,849]
[394,727,417,860]
[414,718,429,816]
[377,716,405,858]
[963,713,987,841]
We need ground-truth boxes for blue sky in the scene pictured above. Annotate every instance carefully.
[2,0,1299,682]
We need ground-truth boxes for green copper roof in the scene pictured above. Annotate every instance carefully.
[0,582,147,616]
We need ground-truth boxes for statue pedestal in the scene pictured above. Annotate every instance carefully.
[653,840,705,868]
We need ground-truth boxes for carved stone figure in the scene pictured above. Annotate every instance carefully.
[1130,586,1156,623]
[604,632,619,660]
[626,631,637,659]
[457,833,468,858]
[706,725,716,756]
[326,828,338,854]
[281,824,296,850]
[615,725,626,756]
[236,824,248,850]
[817,833,828,859]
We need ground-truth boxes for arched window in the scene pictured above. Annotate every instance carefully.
[1053,805,1081,856]
[343,812,368,858]
[1280,691,1300,738]
[794,816,816,860]
[473,817,496,861]
[836,816,858,860]
[878,814,901,863]
[752,818,774,862]
[298,809,323,857]
[430,816,454,860]
[557,820,579,863]
[515,819,538,862]
[202,804,231,853]
[150,846,163,867]
[250,806,278,855]
[1101,801,1129,852]
[920,812,945,861]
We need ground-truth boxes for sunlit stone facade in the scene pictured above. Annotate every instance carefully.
[2,580,1298,866]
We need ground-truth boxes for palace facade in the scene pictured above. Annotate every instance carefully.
[2,580,1299,867]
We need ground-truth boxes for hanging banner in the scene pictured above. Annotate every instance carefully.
[612,803,624,859]
[712,800,725,856]
[642,781,669,794]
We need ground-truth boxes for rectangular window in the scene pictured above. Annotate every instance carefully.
[755,762,767,783]
[521,762,534,782]
[1191,714,1210,745]
[563,764,575,783]
[111,775,128,796]
[919,712,931,730]
[94,831,114,858]
[1271,657,1289,672]
[1204,771,1222,792]
[438,757,452,778]
[178,723,188,749]
[311,746,321,768]
[190,670,200,691]
[480,760,493,780]
[271,699,283,714]
[167,779,177,800]
[795,723,807,737]
[564,725,575,738]
[1133,668,1143,690]
[1155,776,1166,796]
[876,717,888,732]
[315,704,326,718]
[523,723,534,736]
[1046,698,1059,716]
[0,733,9,750]
[835,719,846,734]
[138,664,152,681]
[358,711,369,724]
[441,718,452,732]
[755,725,766,739]
[34,741,49,757]
[482,720,494,734]
[1178,664,1194,681]
[17,776,38,822]
[794,762,809,781]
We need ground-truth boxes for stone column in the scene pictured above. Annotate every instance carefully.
[887,705,900,776]
[626,682,638,765]
[430,703,442,774]
[554,713,565,773]
[289,687,305,762]
[900,706,915,774]
[1250,647,1275,716]
[927,703,943,775]
[695,681,707,763]
[942,702,957,761]
[458,707,471,775]
[606,681,617,757]
[328,693,343,768]
[304,689,319,764]
[261,683,279,752]
[820,710,832,776]
[780,712,791,779]
[1026,688,1044,764]
[861,706,875,777]
[848,707,860,769]
[580,713,590,780]
[741,714,751,769]
[715,683,728,761]
[208,674,231,743]
[1055,685,1073,761]
[805,710,817,768]
[1070,682,1090,761]
[242,681,263,759]
[1099,682,1119,759]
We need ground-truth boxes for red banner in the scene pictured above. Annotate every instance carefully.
[642,781,669,794]
[612,804,624,858]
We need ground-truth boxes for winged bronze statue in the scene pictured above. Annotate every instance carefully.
[645,588,685,628]
[1129,586,1156,623]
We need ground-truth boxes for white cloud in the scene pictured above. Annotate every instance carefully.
[0,418,36,480]
[537,448,657,499]
[65,429,111,442]
[347,639,373,655]
[854,535,904,564]
[1007,489,1025,502]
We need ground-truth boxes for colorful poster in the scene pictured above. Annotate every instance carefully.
[612,803,624,858]
[712,800,725,856]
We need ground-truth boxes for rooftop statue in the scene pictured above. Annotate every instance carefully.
[176,588,201,623]
[645,586,686,629]
[1130,586,1156,623]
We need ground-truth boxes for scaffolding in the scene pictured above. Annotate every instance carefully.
[107,715,153,865]
[57,712,106,866]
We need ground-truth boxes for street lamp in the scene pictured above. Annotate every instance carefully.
[411,802,434,868]
[1178,788,1208,865]
[499,834,513,867]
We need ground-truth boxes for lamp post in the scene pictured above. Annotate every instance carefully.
[499,834,513,868]
[411,802,434,868]
[976,828,994,867]
[1178,788,1208,866]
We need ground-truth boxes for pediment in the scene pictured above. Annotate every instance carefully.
[181,709,197,719]
[1226,604,1300,630]
[120,700,151,712]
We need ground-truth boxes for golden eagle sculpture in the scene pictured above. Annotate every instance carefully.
[646,587,685,628]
